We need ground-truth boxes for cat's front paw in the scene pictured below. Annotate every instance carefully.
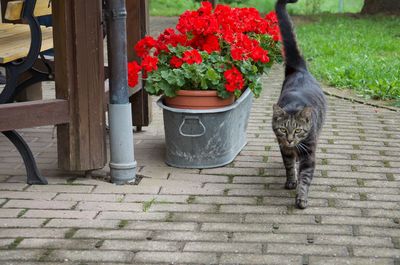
[285,180,297,190]
[295,197,308,209]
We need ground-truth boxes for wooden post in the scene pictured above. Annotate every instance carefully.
[126,0,152,130]
[52,0,107,171]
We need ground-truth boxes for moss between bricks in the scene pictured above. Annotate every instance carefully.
[117,220,129,229]
[64,228,78,239]
[387,173,395,181]
[38,249,53,262]
[186,195,196,204]
[7,237,23,249]
[142,198,157,212]
[17,209,28,218]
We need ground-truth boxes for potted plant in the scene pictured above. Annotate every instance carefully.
[128,2,282,168]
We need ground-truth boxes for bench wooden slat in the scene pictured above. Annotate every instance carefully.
[5,0,52,21]
[0,23,53,64]
[0,99,70,131]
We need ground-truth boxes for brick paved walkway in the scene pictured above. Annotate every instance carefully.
[1,18,400,265]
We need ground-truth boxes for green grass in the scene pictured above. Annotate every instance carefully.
[150,0,200,16]
[296,15,400,101]
[150,0,364,16]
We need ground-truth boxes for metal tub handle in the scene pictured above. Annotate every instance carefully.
[179,116,206,137]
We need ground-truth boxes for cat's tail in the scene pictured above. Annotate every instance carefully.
[275,0,307,74]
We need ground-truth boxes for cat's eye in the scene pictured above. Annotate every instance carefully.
[295,128,302,133]
[279,128,287,133]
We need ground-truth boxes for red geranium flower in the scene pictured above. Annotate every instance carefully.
[182,49,202,65]
[134,36,157,58]
[127,61,141,87]
[170,56,183,68]
[141,55,158,72]
[224,67,245,92]
[202,35,221,54]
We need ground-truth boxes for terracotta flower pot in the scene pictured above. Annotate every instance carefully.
[164,90,235,110]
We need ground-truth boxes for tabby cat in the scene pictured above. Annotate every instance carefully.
[272,0,327,209]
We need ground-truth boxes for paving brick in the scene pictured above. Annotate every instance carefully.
[23,210,97,219]
[308,191,358,200]
[160,186,224,195]
[102,240,181,251]
[353,247,400,258]
[172,213,242,223]
[219,254,302,265]
[46,250,134,263]
[0,183,28,191]
[3,199,75,210]
[153,231,228,242]
[233,176,283,184]
[18,238,98,249]
[45,219,119,229]
[367,194,400,202]
[313,235,393,247]
[363,180,400,188]
[0,209,22,218]
[54,193,123,202]
[0,250,44,261]
[275,224,353,235]
[233,233,306,244]
[169,173,229,183]
[26,185,93,193]
[335,200,400,210]
[140,178,203,188]
[291,207,362,216]
[201,167,260,176]
[194,196,257,205]
[359,226,400,237]
[364,209,400,219]
[184,242,262,253]
[245,214,315,224]
[74,229,149,239]
[149,203,217,213]
[202,222,272,233]
[263,196,328,207]
[97,212,167,221]
[268,243,348,256]
[92,185,160,194]
[321,216,397,227]
[124,221,197,231]
[0,239,14,248]
[124,194,189,203]
[220,205,287,214]
[0,218,45,228]
[336,186,399,195]
[0,228,68,238]
[309,257,395,265]
[76,201,143,212]
[134,251,218,264]
[0,191,57,200]
[204,183,266,190]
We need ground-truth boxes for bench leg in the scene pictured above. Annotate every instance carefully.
[2,131,47,185]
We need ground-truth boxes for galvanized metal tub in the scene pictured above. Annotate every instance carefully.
[157,89,253,168]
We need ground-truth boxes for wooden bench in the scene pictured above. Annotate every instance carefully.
[0,0,68,184]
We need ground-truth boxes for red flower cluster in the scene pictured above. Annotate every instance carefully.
[182,49,202,64]
[224,67,245,92]
[134,36,156,58]
[127,61,141,87]
[127,2,282,96]
[170,56,183,68]
[141,55,158,72]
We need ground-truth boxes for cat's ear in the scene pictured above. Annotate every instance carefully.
[273,104,287,120]
[297,107,312,123]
